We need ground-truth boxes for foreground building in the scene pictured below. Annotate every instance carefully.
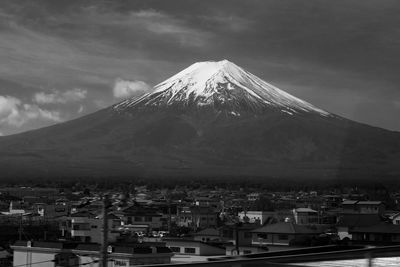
[12,240,173,267]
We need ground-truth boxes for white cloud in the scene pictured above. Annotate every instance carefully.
[113,78,151,99]
[132,10,211,47]
[200,15,252,32]
[0,95,62,128]
[33,88,87,104]
[78,105,84,113]
[91,9,211,48]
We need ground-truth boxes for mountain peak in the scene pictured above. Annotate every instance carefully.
[114,60,330,116]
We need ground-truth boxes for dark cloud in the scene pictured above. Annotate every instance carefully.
[0,0,399,135]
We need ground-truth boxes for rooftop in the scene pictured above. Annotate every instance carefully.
[252,223,329,234]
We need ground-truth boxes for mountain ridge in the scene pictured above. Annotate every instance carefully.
[114,60,330,117]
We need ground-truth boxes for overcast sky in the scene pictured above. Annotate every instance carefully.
[0,0,400,135]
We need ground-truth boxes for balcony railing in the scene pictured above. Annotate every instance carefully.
[139,245,400,267]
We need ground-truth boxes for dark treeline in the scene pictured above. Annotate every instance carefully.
[1,174,400,193]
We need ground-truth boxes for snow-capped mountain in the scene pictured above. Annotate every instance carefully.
[0,60,399,182]
[114,60,329,116]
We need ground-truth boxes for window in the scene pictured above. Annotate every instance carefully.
[91,225,98,229]
[170,247,181,253]
[145,216,152,222]
[278,234,288,240]
[184,247,196,254]
[134,217,143,222]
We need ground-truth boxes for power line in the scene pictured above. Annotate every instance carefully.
[13,260,55,267]
[13,259,109,267]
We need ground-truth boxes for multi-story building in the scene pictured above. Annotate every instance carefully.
[119,205,164,231]
[34,203,70,219]
[177,206,218,229]
[59,211,122,243]
[292,208,319,225]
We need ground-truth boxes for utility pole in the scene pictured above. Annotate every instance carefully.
[18,213,23,241]
[235,224,239,255]
[168,198,172,234]
[101,194,110,267]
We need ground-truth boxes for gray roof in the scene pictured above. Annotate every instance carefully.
[337,214,382,227]
[342,200,358,205]
[349,223,400,234]
[252,223,328,234]
[194,228,220,236]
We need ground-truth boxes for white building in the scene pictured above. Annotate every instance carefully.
[164,239,225,256]
[238,211,272,225]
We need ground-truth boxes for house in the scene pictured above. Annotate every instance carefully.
[194,197,220,208]
[341,201,385,215]
[0,247,12,267]
[292,208,319,225]
[336,213,382,240]
[390,212,400,225]
[322,195,342,209]
[219,224,257,246]
[8,201,28,215]
[251,222,329,246]
[247,193,260,202]
[119,204,164,231]
[34,203,70,219]
[12,240,173,267]
[164,239,225,256]
[349,223,400,244]
[193,228,220,242]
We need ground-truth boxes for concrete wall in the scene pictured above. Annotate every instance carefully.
[14,250,56,267]
[166,241,225,256]
[252,233,294,246]
[13,247,171,267]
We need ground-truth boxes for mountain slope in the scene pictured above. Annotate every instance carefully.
[0,60,399,181]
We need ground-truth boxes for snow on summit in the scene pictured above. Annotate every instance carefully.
[114,60,330,116]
